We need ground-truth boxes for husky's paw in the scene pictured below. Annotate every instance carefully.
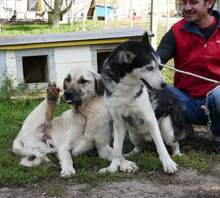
[119,160,139,173]
[60,166,76,178]
[99,166,118,173]
[123,150,138,158]
[171,143,182,156]
[99,159,120,173]
[161,158,178,174]
[47,81,60,103]
[172,151,183,156]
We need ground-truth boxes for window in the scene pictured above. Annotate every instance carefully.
[97,51,112,73]
[22,55,48,83]
[90,44,116,73]
[16,48,56,90]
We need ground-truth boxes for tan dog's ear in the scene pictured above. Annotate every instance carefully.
[63,81,67,90]
[63,74,71,90]
[91,71,105,96]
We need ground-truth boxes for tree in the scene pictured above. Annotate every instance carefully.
[43,0,73,27]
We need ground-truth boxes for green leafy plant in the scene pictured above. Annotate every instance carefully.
[0,72,43,100]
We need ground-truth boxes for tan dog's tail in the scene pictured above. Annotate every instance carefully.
[13,138,55,167]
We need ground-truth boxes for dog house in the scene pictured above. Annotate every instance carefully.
[0,28,150,90]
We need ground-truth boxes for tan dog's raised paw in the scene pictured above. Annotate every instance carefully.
[47,81,60,103]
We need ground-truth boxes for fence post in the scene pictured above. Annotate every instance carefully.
[83,0,86,31]
[104,0,107,29]
[150,0,158,50]
[167,0,170,32]
[130,0,133,28]
[70,0,74,27]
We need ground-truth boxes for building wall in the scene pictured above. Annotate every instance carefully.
[95,6,112,19]
[0,51,6,87]
[0,45,93,89]
[54,45,92,88]
[6,51,18,85]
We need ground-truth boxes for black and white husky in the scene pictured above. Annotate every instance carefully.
[100,32,194,174]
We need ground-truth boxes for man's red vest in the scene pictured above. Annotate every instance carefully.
[172,17,220,98]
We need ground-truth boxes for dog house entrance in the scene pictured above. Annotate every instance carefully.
[97,51,112,73]
[22,55,49,83]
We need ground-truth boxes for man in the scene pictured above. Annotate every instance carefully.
[157,0,220,153]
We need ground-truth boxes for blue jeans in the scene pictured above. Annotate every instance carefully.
[168,85,220,137]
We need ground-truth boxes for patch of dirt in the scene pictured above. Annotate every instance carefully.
[0,167,219,198]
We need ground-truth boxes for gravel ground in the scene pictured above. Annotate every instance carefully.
[0,164,219,198]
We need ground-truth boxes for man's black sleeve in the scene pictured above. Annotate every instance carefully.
[156,28,176,64]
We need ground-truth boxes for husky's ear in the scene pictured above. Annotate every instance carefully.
[142,32,150,44]
[91,71,105,96]
[124,50,136,64]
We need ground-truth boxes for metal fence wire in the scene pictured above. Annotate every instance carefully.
[0,0,220,37]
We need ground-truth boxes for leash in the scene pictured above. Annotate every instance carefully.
[160,63,220,128]
[160,64,220,85]
[201,85,220,128]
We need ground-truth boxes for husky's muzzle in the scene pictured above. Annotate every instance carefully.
[63,89,82,105]
[140,78,167,92]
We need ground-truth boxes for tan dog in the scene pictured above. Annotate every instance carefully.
[35,11,46,20]
[13,67,114,177]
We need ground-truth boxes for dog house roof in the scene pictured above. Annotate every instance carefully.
[0,28,152,50]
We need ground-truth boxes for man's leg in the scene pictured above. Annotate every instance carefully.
[167,85,208,125]
[168,85,220,153]
[208,87,220,153]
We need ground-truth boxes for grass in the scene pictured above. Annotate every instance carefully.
[0,19,151,36]
[1,21,100,36]
[0,96,219,187]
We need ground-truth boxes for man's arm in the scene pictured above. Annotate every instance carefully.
[156,29,176,64]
